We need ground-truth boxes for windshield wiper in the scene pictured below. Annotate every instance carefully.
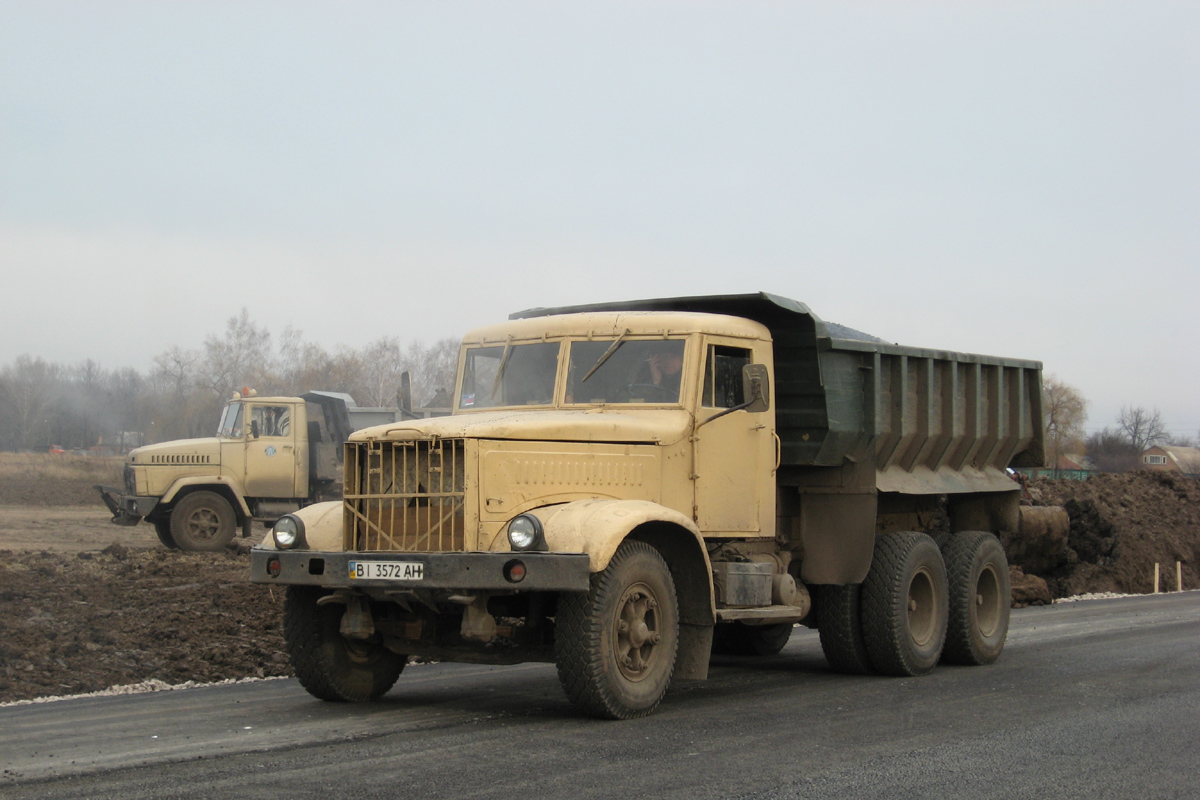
[581,329,630,383]
[489,337,514,401]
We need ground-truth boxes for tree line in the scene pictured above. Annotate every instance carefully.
[1042,375,1197,473]
[0,309,458,452]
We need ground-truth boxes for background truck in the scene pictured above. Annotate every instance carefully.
[252,293,1053,718]
[98,391,419,551]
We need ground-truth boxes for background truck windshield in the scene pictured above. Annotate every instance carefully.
[566,339,686,405]
[216,403,243,438]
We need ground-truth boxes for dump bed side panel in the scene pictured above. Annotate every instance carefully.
[819,339,1044,493]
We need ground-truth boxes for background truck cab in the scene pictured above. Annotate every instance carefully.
[98,391,405,551]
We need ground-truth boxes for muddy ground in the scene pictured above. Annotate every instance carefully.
[0,455,1196,703]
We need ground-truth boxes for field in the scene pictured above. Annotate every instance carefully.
[0,453,1197,704]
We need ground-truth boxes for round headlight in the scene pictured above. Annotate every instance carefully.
[273,514,305,549]
[507,514,544,551]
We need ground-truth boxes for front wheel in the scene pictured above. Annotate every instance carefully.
[170,491,237,551]
[861,531,948,677]
[941,531,1011,665]
[152,517,177,549]
[555,540,680,719]
[283,586,405,702]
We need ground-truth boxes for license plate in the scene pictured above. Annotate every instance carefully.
[348,561,424,580]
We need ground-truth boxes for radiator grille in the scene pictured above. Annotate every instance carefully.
[344,439,467,552]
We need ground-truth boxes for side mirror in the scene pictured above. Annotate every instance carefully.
[250,419,260,439]
[742,363,770,412]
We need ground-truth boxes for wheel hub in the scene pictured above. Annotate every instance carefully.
[186,509,220,541]
[614,583,661,681]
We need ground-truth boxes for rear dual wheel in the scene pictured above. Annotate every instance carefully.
[816,583,873,674]
[941,531,1011,665]
[861,531,949,677]
[712,621,793,657]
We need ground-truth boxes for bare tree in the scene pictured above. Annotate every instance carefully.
[359,337,407,408]
[405,337,459,407]
[1086,427,1139,473]
[1042,375,1088,472]
[1117,405,1168,452]
[0,356,62,450]
[200,308,273,401]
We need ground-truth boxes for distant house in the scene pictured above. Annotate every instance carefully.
[1140,445,1200,476]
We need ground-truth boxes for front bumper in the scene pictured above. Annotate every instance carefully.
[249,548,592,592]
[96,485,158,526]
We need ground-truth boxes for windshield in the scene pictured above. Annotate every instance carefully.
[459,342,560,409]
[216,402,244,438]
[566,339,686,405]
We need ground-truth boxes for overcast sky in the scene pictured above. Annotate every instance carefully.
[2,2,1197,438]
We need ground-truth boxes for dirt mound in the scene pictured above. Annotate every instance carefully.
[0,547,288,704]
[1023,472,1200,598]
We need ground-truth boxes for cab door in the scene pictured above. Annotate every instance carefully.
[691,338,776,534]
[243,403,297,498]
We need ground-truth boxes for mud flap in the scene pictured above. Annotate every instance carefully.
[673,622,713,681]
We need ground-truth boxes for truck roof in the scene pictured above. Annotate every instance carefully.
[464,310,771,344]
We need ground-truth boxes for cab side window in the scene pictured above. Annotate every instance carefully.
[250,405,291,438]
[701,345,751,408]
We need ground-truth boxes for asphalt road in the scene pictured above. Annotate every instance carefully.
[3,593,1199,800]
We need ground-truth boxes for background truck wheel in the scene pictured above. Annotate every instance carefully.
[283,586,405,702]
[711,621,793,656]
[169,491,237,551]
[152,517,177,549]
[816,584,874,674]
[861,531,948,677]
[941,531,1011,666]
[554,540,679,719]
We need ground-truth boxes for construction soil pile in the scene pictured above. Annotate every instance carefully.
[1019,471,1200,600]
[1,455,1197,704]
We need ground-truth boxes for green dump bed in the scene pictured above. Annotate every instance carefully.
[514,292,1044,495]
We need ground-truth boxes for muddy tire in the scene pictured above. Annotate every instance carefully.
[152,517,177,549]
[554,540,679,719]
[861,531,948,677]
[816,583,874,674]
[169,491,237,551]
[283,586,405,702]
[941,531,1011,666]
[712,621,793,657]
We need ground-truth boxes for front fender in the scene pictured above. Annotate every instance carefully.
[161,477,251,517]
[256,500,343,550]
[528,499,717,671]
[528,499,707,574]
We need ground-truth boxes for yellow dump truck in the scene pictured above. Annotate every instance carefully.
[251,293,1047,718]
[98,391,409,551]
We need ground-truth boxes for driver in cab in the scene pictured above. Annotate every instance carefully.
[646,350,683,395]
